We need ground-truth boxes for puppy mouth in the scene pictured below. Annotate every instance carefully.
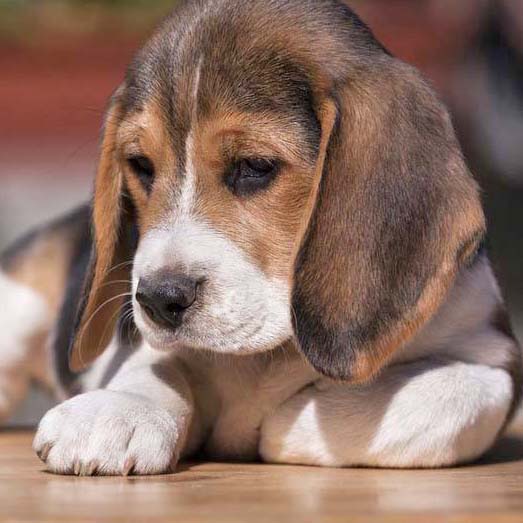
[138,320,191,352]
[133,299,233,353]
[133,302,273,354]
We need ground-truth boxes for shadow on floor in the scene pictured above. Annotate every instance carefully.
[476,434,523,465]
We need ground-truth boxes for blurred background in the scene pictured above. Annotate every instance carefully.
[0,0,522,423]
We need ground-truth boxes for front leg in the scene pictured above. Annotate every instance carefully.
[33,344,194,476]
[260,359,513,468]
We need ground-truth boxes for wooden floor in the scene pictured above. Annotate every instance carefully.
[2,425,523,523]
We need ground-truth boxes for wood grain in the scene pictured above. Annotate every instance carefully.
[1,422,523,523]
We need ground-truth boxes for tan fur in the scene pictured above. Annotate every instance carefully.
[6,229,74,314]
[70,101,130,371]
[118,102,178,231]
[191,110,320,280]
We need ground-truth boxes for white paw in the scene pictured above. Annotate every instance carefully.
[33,390,180,476]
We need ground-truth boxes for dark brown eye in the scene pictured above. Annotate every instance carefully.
[225,158,280,196]
[127,155,155,192]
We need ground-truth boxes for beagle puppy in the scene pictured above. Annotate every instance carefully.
[0,0,521,475]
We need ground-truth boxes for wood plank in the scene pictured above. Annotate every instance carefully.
[1,425,523,523]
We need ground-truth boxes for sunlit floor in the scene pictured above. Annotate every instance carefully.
[2,422,523,523]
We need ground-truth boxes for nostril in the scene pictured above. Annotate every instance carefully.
[135,291,146,305]
[135,291,158,323]
[166,302,185,315]
[142,303,157,321]
[135,291,148,310]
[170,284,197,311]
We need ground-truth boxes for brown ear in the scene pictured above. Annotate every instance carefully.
[69,90,135,371]
[293,60,485,382]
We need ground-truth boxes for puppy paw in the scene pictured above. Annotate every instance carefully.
[33,390,181,476]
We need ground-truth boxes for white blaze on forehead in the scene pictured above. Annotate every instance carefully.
[191,56,203,104]
[178,57,203,219]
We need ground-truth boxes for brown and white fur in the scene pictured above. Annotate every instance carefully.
[0,0,521,475]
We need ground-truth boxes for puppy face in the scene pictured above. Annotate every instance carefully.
[69,0,485,381]
[119,53,323,353]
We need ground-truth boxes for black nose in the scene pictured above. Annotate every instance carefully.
[136,273,198,329]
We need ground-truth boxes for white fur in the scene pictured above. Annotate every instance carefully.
[178,58,203,218]
[258,259,517,468]
[394,256,514,370]
[132,221,293,354]
[34,343,193,475]
[0,271,51,419]
[178,132,198,218]
[259,360,512,468]
[33,389,180,475]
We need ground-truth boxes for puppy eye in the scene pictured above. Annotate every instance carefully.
[127,155,155,191]
[225,158,280,196]
[241,158,276,176]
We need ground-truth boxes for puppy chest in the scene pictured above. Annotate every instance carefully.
[204,402,263,461]
[185,347,316,460]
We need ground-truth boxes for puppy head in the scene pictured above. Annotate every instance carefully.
[69,0,485,381]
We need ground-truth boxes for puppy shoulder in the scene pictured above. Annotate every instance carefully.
[398,251,520,364]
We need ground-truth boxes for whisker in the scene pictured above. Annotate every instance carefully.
[98,298,133,356]
[123,312,136,347]
[76,292,133,369]
[118,307,136,348]
[105,261,135,277]
[96,280,134,290]
[290,304,299,331]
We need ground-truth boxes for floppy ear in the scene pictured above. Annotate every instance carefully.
[69,89,135,372]
[293,60,485,382]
